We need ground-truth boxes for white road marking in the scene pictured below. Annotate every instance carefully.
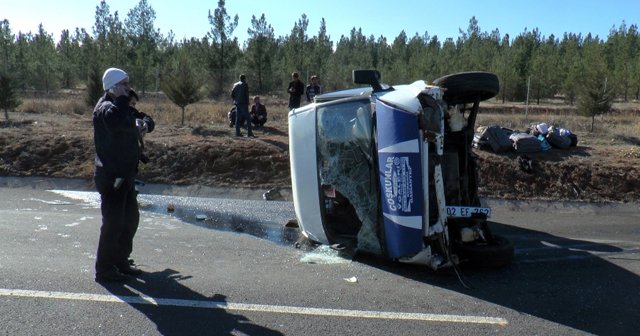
[0,288,507,326]
[28,198,72,205]
[507,234,640,264]
[506,235,640,247]
[516,248,640,264]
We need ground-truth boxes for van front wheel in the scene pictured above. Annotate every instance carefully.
[453,234,514,268]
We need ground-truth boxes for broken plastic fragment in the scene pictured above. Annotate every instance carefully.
[330,243,346,251]
[344,276,358,283]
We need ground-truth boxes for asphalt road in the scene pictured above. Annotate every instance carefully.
[0,182,638,335]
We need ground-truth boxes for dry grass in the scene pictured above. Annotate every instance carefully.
[13,94,640,147]
[16,93,293,128]
[19,97,87,115]
[141,96,291,127]
[477,102,640,147]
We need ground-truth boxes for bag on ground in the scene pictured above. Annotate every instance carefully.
[546,129,572,149]
[509,132,541,153]
[537,134,552,151]
[484,125,513,153]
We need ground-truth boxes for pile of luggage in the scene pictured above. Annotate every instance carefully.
[473,123,578,153]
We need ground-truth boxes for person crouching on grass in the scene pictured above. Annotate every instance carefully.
[250,96,267,129]
[92,67,155,283]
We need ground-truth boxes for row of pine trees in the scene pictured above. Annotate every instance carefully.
[1,0,639,113]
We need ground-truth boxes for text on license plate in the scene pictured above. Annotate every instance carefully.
[446,206,491,218]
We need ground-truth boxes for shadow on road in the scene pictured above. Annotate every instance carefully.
[355,222,640,336]
[99,268,283,336]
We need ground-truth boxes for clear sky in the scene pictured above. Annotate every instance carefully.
[1,0,637,45]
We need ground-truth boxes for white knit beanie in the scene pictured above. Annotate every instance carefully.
[102,68,128,91]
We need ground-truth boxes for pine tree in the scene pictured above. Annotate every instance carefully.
[0,19,15,74]
[283,15,310,79]
[31,24,60,93]
[245,14,276,93]
[387,31,409,84]
[309,19,333,83]
[161,52,203,126]
[0,72,21,121]
[125,0,162,93]
[207,0,239,96]
[577,76,613,132]
[57,29,82,89]
[578,34,612,132]
[85,62,104,108]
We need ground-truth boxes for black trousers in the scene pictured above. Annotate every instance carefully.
[94,170,139,275]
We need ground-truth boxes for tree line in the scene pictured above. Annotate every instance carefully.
[0,0,639,108]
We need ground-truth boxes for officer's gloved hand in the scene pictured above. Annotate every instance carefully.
[136,118,148,137]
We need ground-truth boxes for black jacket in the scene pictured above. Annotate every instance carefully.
[93,93,154,178]
[231,80,249,106]
[288,80,305,108]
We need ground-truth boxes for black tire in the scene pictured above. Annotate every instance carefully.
[433,71,500,105]
[453,234,514,268]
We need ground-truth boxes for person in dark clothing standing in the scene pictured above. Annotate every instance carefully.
[93,67,155,283]
[287,72,305,110]
[231,74,254,137]
[305,75,323,103]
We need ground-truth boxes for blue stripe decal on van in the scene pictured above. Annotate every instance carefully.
[376,100,424,259]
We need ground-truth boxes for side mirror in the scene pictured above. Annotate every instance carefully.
[353,70,383,91]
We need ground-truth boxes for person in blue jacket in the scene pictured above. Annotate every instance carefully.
[93,67,154,283]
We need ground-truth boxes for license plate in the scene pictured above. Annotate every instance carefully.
[446,206,491,218]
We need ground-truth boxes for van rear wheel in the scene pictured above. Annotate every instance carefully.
[433,72,499,105]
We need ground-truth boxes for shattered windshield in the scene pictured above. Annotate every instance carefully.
[316,100,381,253]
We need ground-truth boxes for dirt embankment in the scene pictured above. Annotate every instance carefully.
[1,114,639,203]
[475,147,640,203]
[0,115,292,189]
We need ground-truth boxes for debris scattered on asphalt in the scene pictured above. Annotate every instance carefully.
[263,188,283,201]
[284,219,299,228]
[343,276,358,283]
[167,203,176,213]
[300,245,351,264]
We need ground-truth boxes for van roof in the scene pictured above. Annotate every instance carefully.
[313,87,373,103]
